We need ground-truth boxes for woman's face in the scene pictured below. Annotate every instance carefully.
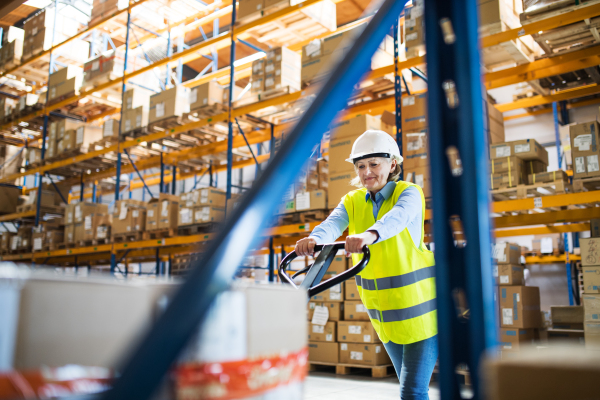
[355,157,396,192]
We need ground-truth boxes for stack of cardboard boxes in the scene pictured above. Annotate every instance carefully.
[122,87,151,134]
[147,194,179,231]
[547,305,584,344]
[188,81,223,114]
[251,47,301,95]
[404,0,425,59]
[570,121,600,180]
[90,0,129,25]
[47,66,83,104]
[489,139,550,189]
[308,254,392,367]
[83,50,125,85]
[9,225,33,253]
[281,159,329,214]
[178,188,227,226]
[47,119,82,159]
[32,220,64,252]
[0,97,17,124]
[112,200,146,238]
[301,29,394,86]
[0,27,24,71]
[149,86,190,124]
[401,93,431,198]
[494,242,542,354]
[64,202,110,244]
[22,9,79,61]
[485,95,506,144]
[579,231,600,349]
[237,0,336,31]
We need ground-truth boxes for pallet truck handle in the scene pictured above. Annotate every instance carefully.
[278,242,370,298]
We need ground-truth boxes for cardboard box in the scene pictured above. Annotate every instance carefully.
[83,213,108,241]
[495,264,524,286]
[310,276,344,302]
[0,186,20,214]
[64,224,75,244]
[295,190,327,211]
[551,306,583,324]
[511,139,549,164]
[178,206,194,226]
[490,171,523,189]
[489,156,524,174]
[329,114,381,141]
[48,65,82,87]
[498,286,541,328]
[498,328,535,352]
[337,321,379,343]
[147,193,179,231]
[308,321,336,342]
[193,206,225,224]
[492,242,521,264]
[528,170,568,185]
[339,342,390,366]
[50,119,81,141]
[74,202,109,223]
[46,230,64,248]
[584,321,600,348]
[547,329,584,345]
[404,166,431,198]
[403,128,428,169]
[181,188,227,207]
[189,81,223,110]
[308,341,338,363]
[149,86,190,123]
[344,300,370,321]
[570,121,600,178]
[591,218,600,238]
[345,279,360,300]
[25,189,58,208]
[583,294,600,321]
[580,237,600,266]
[308,301,343,321]
[327,171,354,209]
[32,232,44,252]
[102,119,119,138]
[583,266,600,293]
[532,234,563,254]
[327,254,347,275]
[237,0,263,21]
[328,137,355,174]
[112,200,146,235]
[401,93,427,131]
[122,106,149,133]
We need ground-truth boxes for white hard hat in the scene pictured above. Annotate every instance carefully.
[346,130,403,164]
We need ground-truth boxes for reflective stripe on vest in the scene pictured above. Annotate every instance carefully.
[343,181,437,345]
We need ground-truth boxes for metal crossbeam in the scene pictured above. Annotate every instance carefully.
[123,149,154,199]
[234,118,259,166]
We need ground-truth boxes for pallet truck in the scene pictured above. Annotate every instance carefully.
[278,242,371,298]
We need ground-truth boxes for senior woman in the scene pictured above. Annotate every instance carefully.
[295,130,437,400]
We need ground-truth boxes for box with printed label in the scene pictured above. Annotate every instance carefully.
[50,119,81,141]
[327,171,354,209]
[147,193,179,231]
[311,276,344,302]
[122,106,149,133]
[63,125,103,153]
[124,87,151,111]
[149,86,190,123]
[112,200,147,235]
[178,206,194,226]
[73,202,109,223]
[46,230,64,248]
[82,213,109,241]
[24,188,59,208]
[495,264,524,286]
[551,306,583,325]
[528,170,568,185]
[404,166,431,198]
[337,321,379,343]
[31,232,45,252]
[330,114,381,141]
[308,341,339,363]
[401,93,427,131]
[344,300,370,321]
[510,139,549,164]
[489,156,524,175]
[570,121,600,178]
[583,294,600,321]
[531,234,563,255]
[345,279,360,300]
[237,0,264,22]
[193,206,225,224]
[327,254,347,275]
[295,190,327,211]
[308,301,343,321]
[490,171,523,189]
[189,81,223,110]
[308,321,336,342]
[492,242,521,264]
[328,137,355,174]
[580,238,600,266]
[403,128,429,169]
[583,266,600,293]
[498,328,535,352]
[584,321,600,348]
[102,119,120,138]
[498,286,541,328]
[339,342,390,366]
[591,218,600,238]
[181,188,227,208]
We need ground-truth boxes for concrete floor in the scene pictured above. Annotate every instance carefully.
[305,371,473,399]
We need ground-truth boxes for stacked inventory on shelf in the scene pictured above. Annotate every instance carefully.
[307,253,392,370]
[579,228,600,348]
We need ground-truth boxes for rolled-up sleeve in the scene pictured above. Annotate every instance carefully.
[370,186,421,243]
[309,202,349,244]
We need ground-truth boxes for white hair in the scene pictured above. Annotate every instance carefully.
[349,156,403,188]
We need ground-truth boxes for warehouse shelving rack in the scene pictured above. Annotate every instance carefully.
[0,0,600,279]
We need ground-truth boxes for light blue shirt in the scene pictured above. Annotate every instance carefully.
[309,181,423,248]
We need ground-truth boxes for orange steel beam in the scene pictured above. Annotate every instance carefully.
[495,223,590,237]
[495,84,600,113]
[492,190,600,213]
[503,97,600,121]
[494,207,600,228]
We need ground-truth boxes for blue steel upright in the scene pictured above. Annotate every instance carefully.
[101,0,411,397]
[424,0,496,397]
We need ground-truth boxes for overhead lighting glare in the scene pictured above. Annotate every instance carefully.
[24,0,53,8]
[233,52,266,67]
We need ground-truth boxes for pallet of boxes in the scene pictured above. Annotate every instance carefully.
[279,159,328,222]
[32,219,64,253]
[579,231,600,349]
[146,193,179,239]
[307,253,393,377]
[489,139,565,198]
[249,47,301,101]
[178,188,227,235]
[64,202,111,247]
[570,121,600,192]
[0,27,24,72]
[111,200,146,242]
[120,87,151,138]
[493,242,542,356]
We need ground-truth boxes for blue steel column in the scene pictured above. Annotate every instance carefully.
[111,5,132,274]
[225,5,237,202]
[424,0,495,397]
[35,0,59,227]
[160,153,165,193]
[171,165,177,195]
[268,236,275,282]
[100,0,408,396]
[393,18,403,180]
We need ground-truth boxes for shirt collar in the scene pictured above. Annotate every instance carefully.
[365,181,396,203]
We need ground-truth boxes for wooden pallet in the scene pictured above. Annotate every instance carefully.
[573,176,600,192]
[491,180,571,201]
[112,232,145,243]
[81,72,121,92]
[89,136,119,149]
[147,115,187,134]
[309,362,395,378]
[15,204,65,215]
[277,209,326,225]
[146,228,177,240]
[186,103,227,120]
[76,238,110,247]
[120,126,147,140]
[47,91,78,106]
[177,223,219,236]
[523,250,563,257]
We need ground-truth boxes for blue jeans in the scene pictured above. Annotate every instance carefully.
[383,335,438,400]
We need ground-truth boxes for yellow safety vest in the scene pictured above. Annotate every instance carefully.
[343,180,437,344]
